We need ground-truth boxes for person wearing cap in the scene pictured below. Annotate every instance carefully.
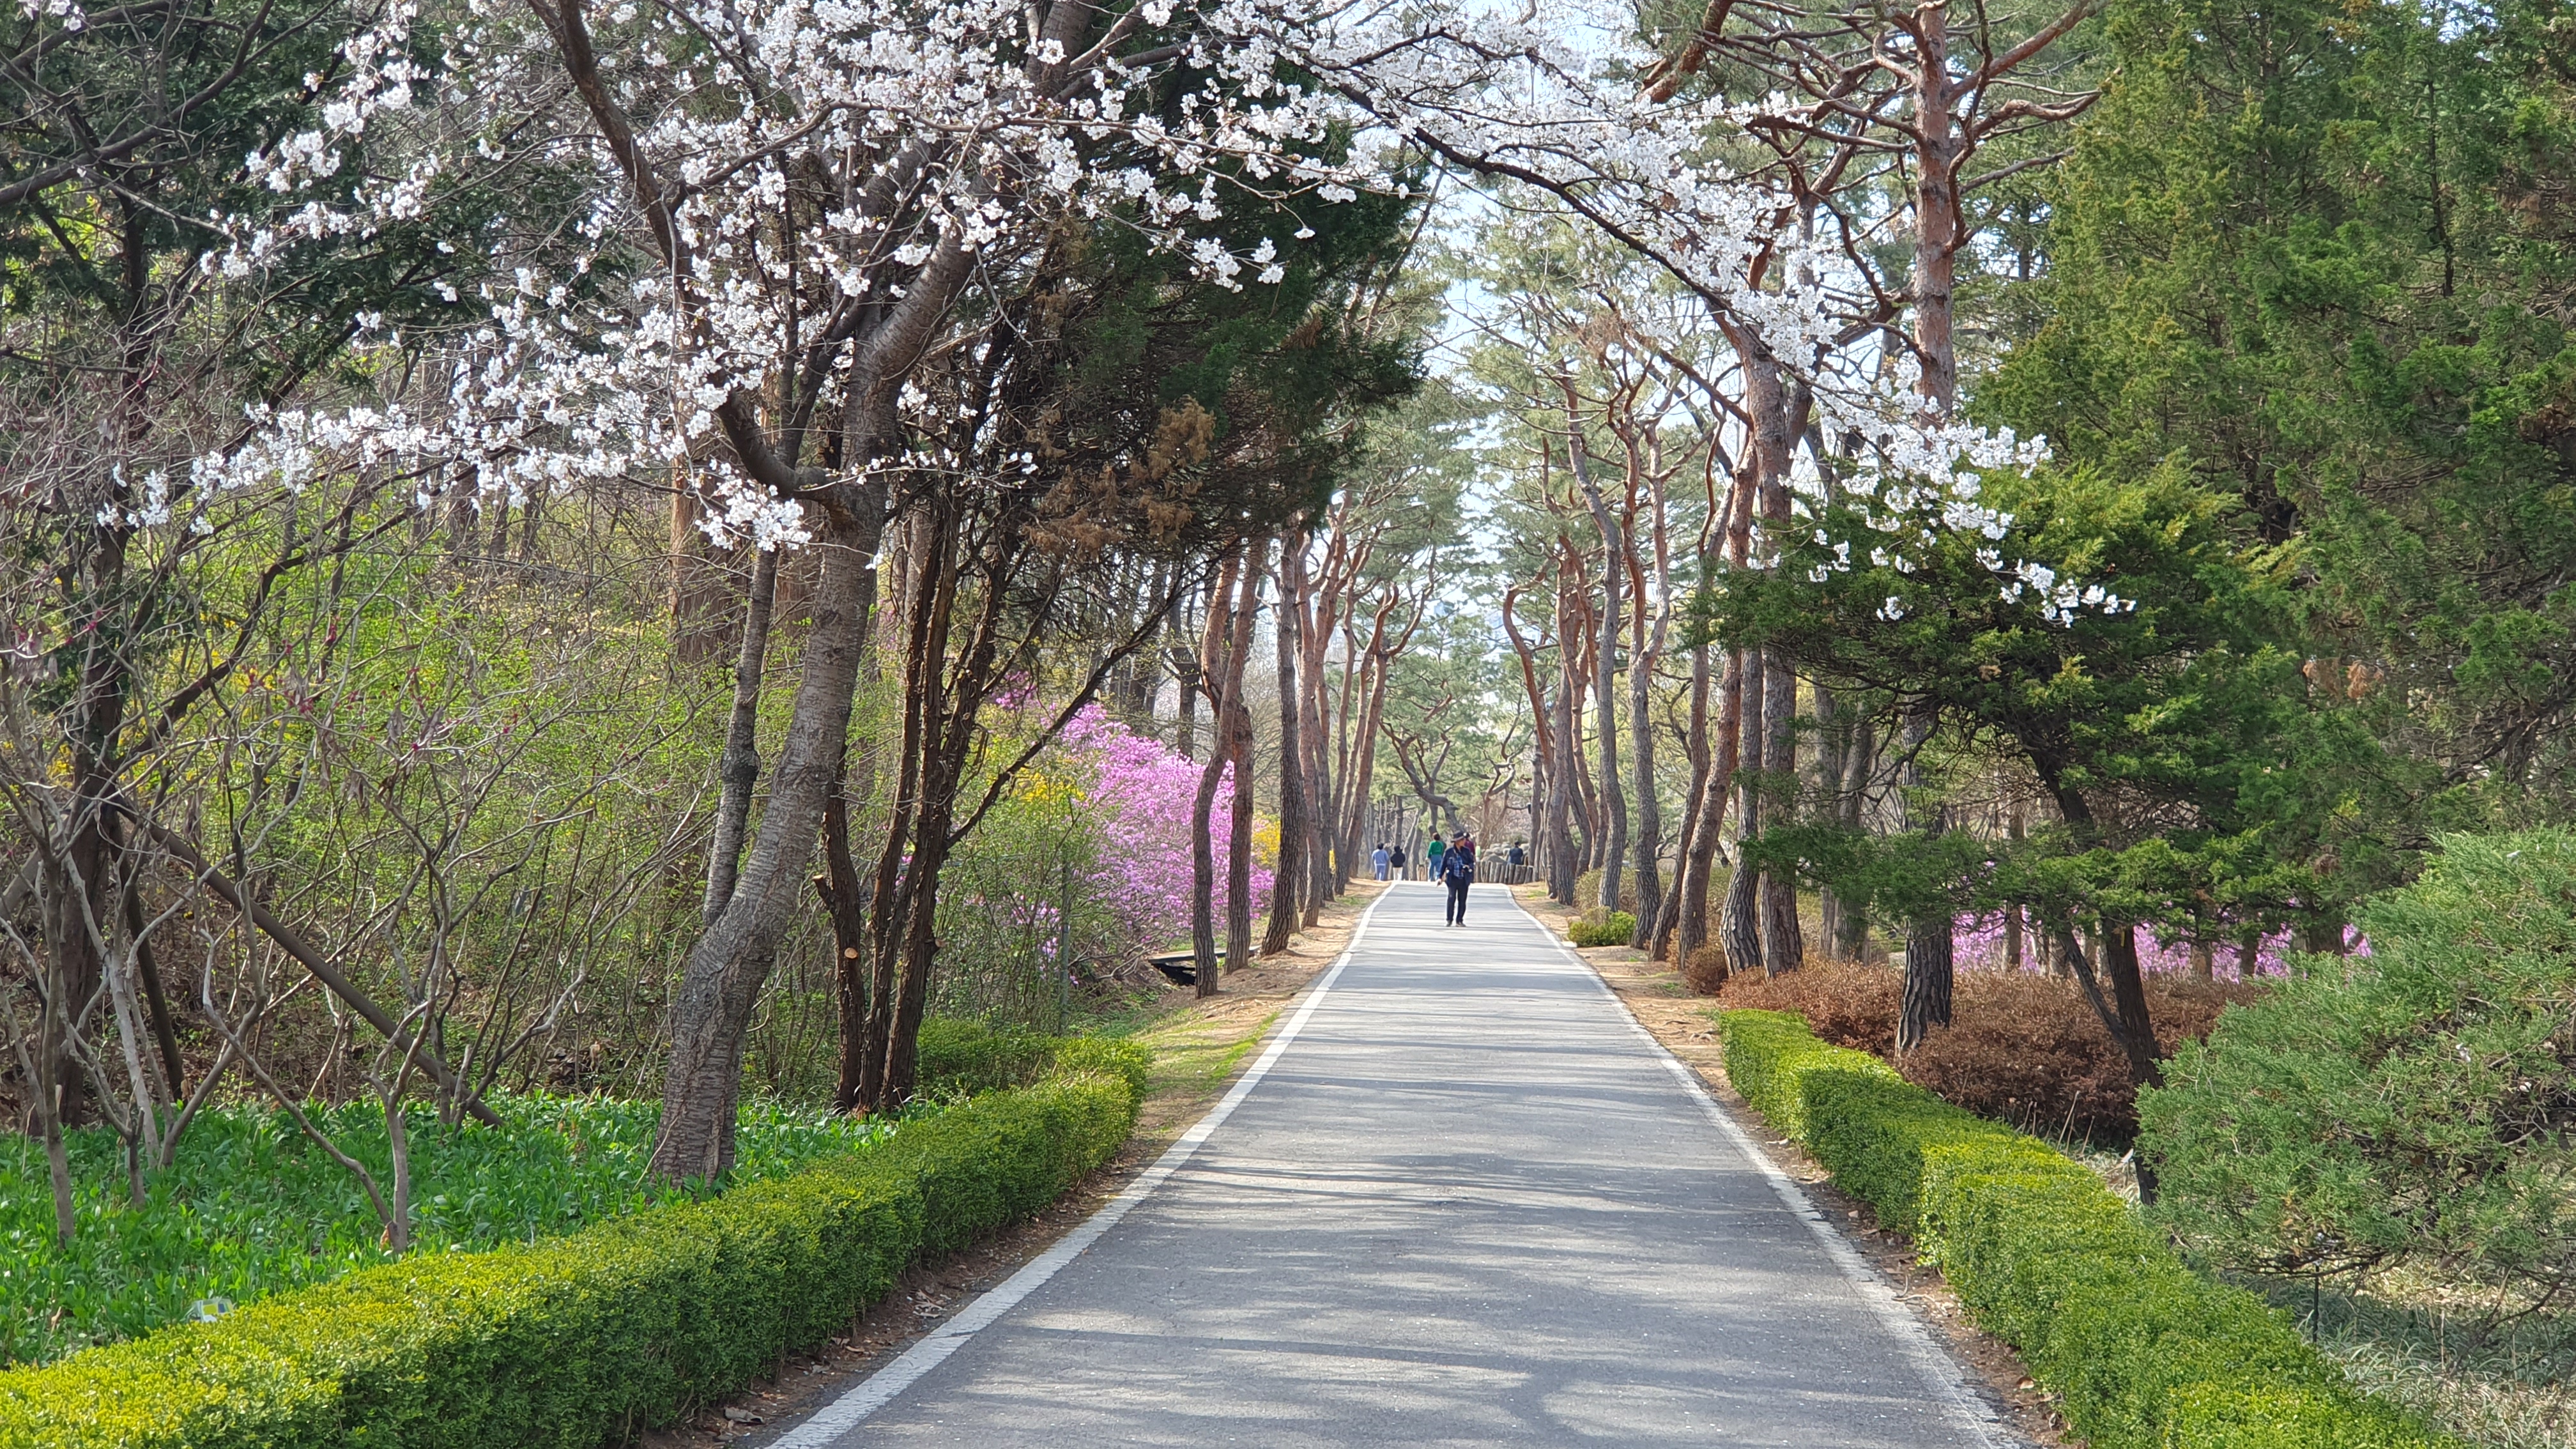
[1439,831,1476,925]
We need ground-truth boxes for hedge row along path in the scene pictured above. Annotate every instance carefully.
[756,881,2013,1447]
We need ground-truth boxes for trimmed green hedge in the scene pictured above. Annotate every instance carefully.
[0,1066,1143,1449]
[1716,1009,2455,1449]
[916,1018,1152,1102]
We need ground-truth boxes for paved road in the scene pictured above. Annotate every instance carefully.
[782,882,2007,1447]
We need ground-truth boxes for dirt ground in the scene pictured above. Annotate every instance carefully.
[654,879,1392,1448]
[1509,883,2079,1447]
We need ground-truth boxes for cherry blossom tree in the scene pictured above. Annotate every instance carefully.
[109,0,2121,1176]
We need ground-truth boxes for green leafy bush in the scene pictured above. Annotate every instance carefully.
[2142,829,2576,1294]
[916,1018,1151,1101]
[0,1096,891,1367]
[1717,1009,2455,1449]
[0,1064,1143,1448]
[1567,910,1637,947]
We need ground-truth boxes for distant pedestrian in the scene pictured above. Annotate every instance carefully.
[1440,832,1475,925]
[1425,834,1445,881]
[1372,843,1391,880]
[1508,841,1526,870]
[1390,845,1407,880]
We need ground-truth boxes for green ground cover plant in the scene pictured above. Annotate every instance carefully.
[1719,1008,2455,1448]
[1567,910,1637,947]
[0,1052,1144,1448]
[0,1096,899,1368]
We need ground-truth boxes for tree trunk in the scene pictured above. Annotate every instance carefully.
[703,546,782,924]
[1758,646,1802,976]
[1896,701,1952,1050]
[1654,639,1712,960]
[1299,615,1334,921]
[1628,593,1666,946]
[648,516,875,1181]
[1192,549,1249,998]
[1719,647,1765,974]
[1676,645,1733,972]
[1226,679,1255,978]
[1835,716,1874,959]
[1814,684,1848,956]
[1912,1,1961,418]
[820,772,871,1112]
[1172,585,1204,759]
[1547,593,1581,904]
[1898,912,1955,1050]
[1264,539,1306,954]
[1565,410,1627,912]
[2003,804,2026,971]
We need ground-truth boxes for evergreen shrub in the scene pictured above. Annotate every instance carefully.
[0,1066,1143,1448]
[2142,829,2576,1295]
[1716,1009,2455,1449]
[1568,910,1637,947]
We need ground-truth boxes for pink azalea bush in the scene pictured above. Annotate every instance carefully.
[1947,913,2338,979]
[1059,706,1271,955]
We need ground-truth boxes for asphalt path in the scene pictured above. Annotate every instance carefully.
[771,880,2011,1447]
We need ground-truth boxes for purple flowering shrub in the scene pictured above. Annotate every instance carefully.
[931,707,1275,1018]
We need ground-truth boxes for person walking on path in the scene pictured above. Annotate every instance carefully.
[1372,843,1391,880]
[1425,834,1445,884]
[1440,832,1476,926]
[1389,843,1407,880]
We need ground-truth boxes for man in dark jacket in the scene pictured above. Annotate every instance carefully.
[1439,832,1475,925]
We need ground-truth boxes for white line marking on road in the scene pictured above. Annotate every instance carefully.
[1508,893,2016,1449]
[766,885,1400,1448]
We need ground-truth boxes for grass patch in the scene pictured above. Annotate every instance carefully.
[1135,1009,1280,1105]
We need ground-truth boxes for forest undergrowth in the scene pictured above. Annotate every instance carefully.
[1713,960,2262,1137]
[0,1096,906,1367]
[2290,1265,2576,1449]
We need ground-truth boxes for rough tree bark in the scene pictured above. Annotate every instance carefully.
[1896,700,1954,1050]
[652,526,877,1178]
[1563,390,1628,912]
[1547,558,1583,903]
[703,546,782,924]
[1747,350,1806,977]
[1758,643,1802,976]
[1835,711,1877,960]
[1264,535,1306,954]
[1678,645,1735,971]
[1719,645,1765,973]
[1653,638,1710,961]
[1627,486,1671,947]
[1192,548,1251,998]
